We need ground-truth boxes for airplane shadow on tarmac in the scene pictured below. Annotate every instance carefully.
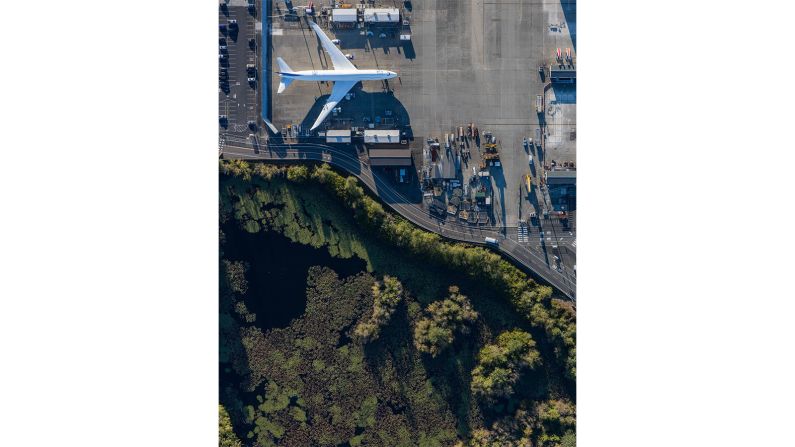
[289,85,421,203]
[561,0,576,51]
[297,84,411,137]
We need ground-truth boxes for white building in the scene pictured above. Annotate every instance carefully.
[363,8,400,24]
[331,8,357,23]
[326,129,352,144]
[363,129,400,144]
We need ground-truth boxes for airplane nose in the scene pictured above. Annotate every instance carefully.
[390,71,397,78]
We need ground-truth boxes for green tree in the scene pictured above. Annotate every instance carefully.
[221,161,574,384]
[413,286,478,357]
[471,329,540,399]
[222,260,249,295]
[286,164,309,182]
[219,404,242,447]
[354,275,403,342]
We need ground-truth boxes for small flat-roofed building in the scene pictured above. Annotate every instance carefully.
[545,169,576,211]
[545,169,576,185]
[332,8,357,24]
[368,148,412,167]
[550,66,576,84]
[326,129,352,144]
[363,8,400,24]
[363,129,400,145]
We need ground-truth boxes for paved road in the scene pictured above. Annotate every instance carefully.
[221,141,577,301]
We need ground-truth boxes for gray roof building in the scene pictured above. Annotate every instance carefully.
[546,169,576,185]
[369,148,412,166]
[550,66,576,83]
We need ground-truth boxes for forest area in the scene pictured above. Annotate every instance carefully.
[219,161,576,447]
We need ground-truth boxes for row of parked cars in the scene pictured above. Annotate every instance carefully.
[219,1,259,131]
[219,15,258,92]
[220,0,257,16]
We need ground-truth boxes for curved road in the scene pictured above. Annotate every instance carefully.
[221,139,576,300]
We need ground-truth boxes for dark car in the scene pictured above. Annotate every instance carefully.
[228,19,238,29]
[219,24,227,34]
[248,38,256,50]
[219,69,228,80]
[246,65,256,77]
[219,115,228,128]
[247,121,257,131]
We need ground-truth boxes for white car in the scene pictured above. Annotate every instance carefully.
[528,154,533,165]
[344,53,354,60]
[331,39,341,45]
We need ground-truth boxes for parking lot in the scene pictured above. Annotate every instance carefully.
[219,0,259,147]
[269,0,574,219]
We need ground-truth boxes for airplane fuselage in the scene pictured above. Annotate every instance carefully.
[280,69,397,82]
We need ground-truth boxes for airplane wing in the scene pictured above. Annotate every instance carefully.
[308,21,356,71]
[310,80,356,130]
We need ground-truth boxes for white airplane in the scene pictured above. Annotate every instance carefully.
[275,21,398,131]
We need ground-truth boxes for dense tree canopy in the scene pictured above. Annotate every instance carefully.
[354,275,403,342]
[223,161,576,380]
[218,161,576,446]
[223,260,249,295]
[414,286,479,357]
[471,329,541,400]
[219,404,242,447]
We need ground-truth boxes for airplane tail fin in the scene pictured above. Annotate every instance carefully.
[276,57,294,74]
[276,57,295,93]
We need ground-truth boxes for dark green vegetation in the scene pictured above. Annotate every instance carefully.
[219,161,576,446]
[471,330,541,400]
[414,286,478,358]
[354,275,404,343]
[220,404,243,447]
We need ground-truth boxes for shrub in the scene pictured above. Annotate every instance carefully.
[413,286,478,357]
